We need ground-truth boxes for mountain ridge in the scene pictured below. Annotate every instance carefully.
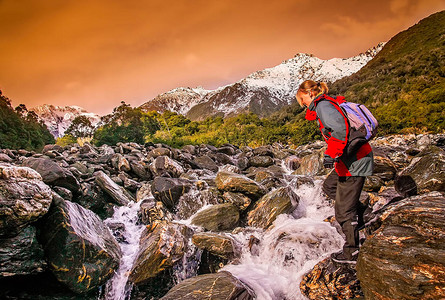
[140,42,385,120]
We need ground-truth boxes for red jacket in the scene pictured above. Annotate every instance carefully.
[305,94,373,176]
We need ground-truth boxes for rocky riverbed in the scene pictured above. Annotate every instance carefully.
[0,134,444,299]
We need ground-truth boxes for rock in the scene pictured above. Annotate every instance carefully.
[293,149,327,176]
[151,177,192,211]
[76,182,115,219]
[253,146,274,157]
[138,200,174,225]
[22,157,80,193]
[149,156,184,178]
[0,226,46,277]
[398,145,445,193]
[373,155,397,182]
[215,171,266,199]
[111,153,131,172]
[130,160,151,180]
[193,155,219,172]
[0,164,53,237]
[95,171,135,206]
[136,182,153,202]
[217,146,237,156]
[129,221,188,284]
[300,257,363,299]
[160,271,255,300]
[71,162,89,175]
[192,232,237,259]
[364,175,385,192]
[175,187,221,220]
[284,155,300,171]
[357,192,445,300]
[222,192,251,211]
[219,164,241,174]
[0,153,13,162]
[395,174,418,197]
[247,186,299,229]
[191,203,240,232]
[38,200,121,294]
[181,145,196,155]
[149,147,172,158]
[248,155,274,168]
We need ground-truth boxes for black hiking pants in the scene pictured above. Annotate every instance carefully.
[322,171,367,258]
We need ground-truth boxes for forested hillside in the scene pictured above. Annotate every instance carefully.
[0,91,54,151]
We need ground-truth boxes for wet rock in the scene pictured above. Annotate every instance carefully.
[247,186,299,229]
[175,187,221,220]
[284,155,300,171]
[137,200,174,225]
[151,177,192,211]
[293,149,326,176]
[150,156,184,178]
[160,271,255,300]
[191,203,240,232]
[215,171,266,199]
[0,164,53,237]
[0,226,46,277]
[75,182,115,219]
[192,232,236,259]
[129,221,188,284]
[300,257,363,300]
[395,174,418,198]
[357,192,445,300]
[22,157,80,193]
[95,171,135,206]
[222,192,251,211]
[193,155,219,172]
[38,199,121,294]
[136,182,152,202]
[397,145,445,193]
[219,164,241,174]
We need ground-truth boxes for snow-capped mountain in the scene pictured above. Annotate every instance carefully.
[30,105,101,138]
[140,42,385,120]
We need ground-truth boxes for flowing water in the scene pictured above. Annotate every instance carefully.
[102,162,344,300]
[222,180,344,299]
[103,200,146,300]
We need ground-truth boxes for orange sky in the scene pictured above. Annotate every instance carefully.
[1,0,444,115]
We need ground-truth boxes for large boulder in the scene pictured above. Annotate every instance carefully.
[191,203,240,232]
[38,199,121,294]
[357,192,445,300]
[160,271,255,300]
[95,171,135,206]
[215,171,266,199]
[0,226,46,277]
[300,258,362,300]
[0,164,53,237]
[175,187,221,220]
[292,149,326,176]
[151,177,192,211]
[129,221,188,284]
[397,146,445,193]
[22,157,80,193]
[247,186,299,229]
[193,155,219,172]
[149,156,184,178]
[372,155,397,182]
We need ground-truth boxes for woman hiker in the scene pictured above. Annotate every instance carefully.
[296,80,374,264]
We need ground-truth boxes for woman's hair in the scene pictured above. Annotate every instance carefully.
[296,80,329,107]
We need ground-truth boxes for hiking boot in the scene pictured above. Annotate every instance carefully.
[331,250,358,264]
